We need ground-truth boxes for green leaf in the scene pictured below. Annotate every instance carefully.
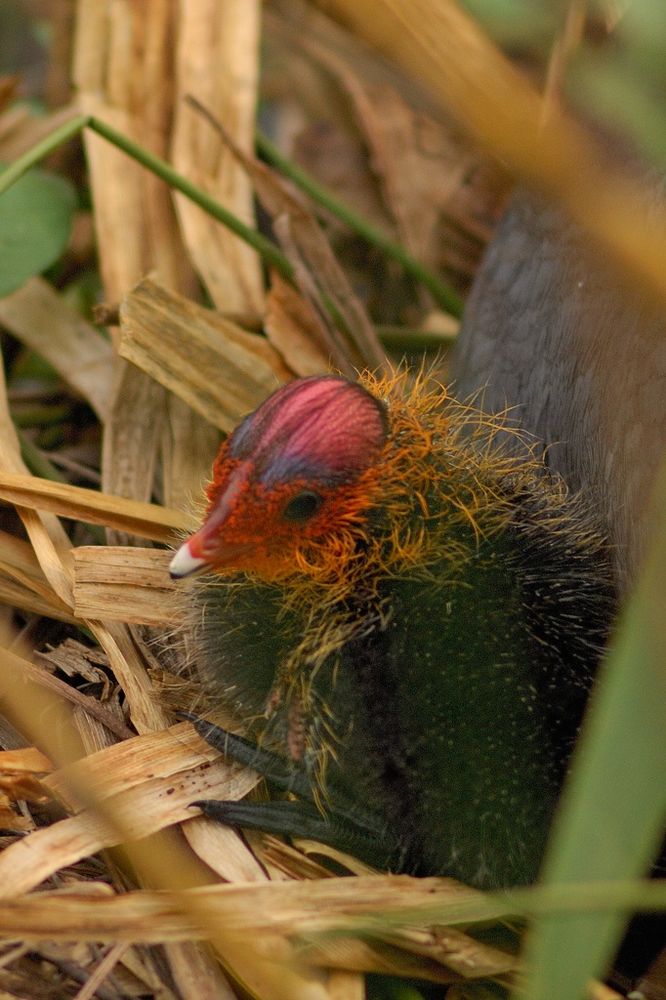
[0,166,76,298]
[521,462,666,999]
[367,977,429,1000]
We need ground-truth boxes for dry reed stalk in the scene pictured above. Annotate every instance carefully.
[73,0,213,528]
[0,334,73,608]
[171,0,264,318]
[0,875,518,981]
[0,473,191,542]
[73,2,198,302]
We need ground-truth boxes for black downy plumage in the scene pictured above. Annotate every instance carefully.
[171,372,615,890]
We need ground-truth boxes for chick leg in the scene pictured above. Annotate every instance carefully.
[184,713,402,869]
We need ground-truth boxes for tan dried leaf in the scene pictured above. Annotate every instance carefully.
[0,278,114,421]
[119,278,289,431]
[265,273,330,377]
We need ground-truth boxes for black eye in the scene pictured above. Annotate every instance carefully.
[283,490,324,522]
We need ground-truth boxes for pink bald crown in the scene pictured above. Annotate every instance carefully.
[224,376,389,487]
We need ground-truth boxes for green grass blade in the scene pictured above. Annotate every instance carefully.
[521,462,666,1000]
[0,114,88,197]
[86,116,294,282]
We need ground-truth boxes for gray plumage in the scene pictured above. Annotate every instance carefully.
[451,188,666,593]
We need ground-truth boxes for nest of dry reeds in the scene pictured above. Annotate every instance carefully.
[0,2,663,999]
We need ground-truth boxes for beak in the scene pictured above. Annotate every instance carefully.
[169,462,255,580]
[169,539,208,579]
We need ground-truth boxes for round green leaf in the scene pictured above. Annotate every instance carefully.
[0,166,77,298]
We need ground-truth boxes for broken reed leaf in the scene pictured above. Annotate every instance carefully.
[160,940,237,1000]
[293,935,460,983]
[73,546,180,626]
[0,876,461,935]
[375,924,516,979]
[182,816,273,884]
[0,644,132,743]
[36,638,111,695]
[291,839,379,878]
[0,874,517,983]
[0,278,114,421]
[102,366,168,540]
[162,395,221,513]
[119,278,290,431]
[44,719,255,810]
[83,619,170,735]
[0,471,193,542]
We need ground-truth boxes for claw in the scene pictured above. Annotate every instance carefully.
[185,714,402,869]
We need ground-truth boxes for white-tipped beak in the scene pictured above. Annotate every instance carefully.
[169,541,207,579]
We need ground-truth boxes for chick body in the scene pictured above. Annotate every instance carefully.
[181,374,613,888]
